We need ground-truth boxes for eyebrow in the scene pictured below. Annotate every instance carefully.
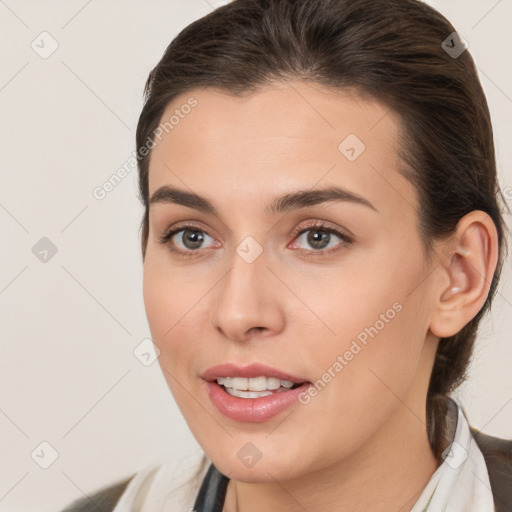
[149,184,378,216]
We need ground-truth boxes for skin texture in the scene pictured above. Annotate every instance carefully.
[142,80,498,512]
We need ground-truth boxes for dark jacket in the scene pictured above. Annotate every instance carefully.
[59,429,512,512]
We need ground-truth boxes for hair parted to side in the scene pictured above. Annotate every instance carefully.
[136,0,510,461]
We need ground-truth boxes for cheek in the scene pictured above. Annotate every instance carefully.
[143,251,196,332]
[142,260,170,340]
[299,244,430,407]
[287,293,427,470]
[142,259,201,367]
[143,267,205,415]
[306,286,421,395]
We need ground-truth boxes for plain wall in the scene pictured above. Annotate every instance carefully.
[0,1,510,511]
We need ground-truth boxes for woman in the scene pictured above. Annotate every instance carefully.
[61,0,511,510]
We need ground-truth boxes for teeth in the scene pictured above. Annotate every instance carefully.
[216,376,297,391]
[225,388,273,399]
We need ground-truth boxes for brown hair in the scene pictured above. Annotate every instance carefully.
[136,0,509,462]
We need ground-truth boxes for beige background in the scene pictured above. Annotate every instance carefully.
[0,0,510,511]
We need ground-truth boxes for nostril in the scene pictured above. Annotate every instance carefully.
[248,327,265,335]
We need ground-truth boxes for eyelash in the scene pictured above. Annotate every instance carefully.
[157,220,353,260]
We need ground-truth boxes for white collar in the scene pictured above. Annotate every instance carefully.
[410,398,494,511]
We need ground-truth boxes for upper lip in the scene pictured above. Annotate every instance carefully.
[202,363,309,384]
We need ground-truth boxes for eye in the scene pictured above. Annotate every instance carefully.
[290,221,353,257]
[158,224,219,257]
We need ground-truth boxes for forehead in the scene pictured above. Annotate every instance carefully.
[147,80,417,219]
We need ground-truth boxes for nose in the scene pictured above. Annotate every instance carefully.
[209,246,285,343]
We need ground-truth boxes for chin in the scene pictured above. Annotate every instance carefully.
[209,447,303,482]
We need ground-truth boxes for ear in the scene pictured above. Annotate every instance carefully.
[429,210,499,338]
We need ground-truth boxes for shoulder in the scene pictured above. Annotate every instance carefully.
[471,427,512,472]
[57,452,210,512]
[471,427,512,512]
[58,473,137,512]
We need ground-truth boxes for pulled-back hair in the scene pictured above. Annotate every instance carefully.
[136,0,509,460]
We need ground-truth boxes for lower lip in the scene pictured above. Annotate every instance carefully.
[204,381,311,422]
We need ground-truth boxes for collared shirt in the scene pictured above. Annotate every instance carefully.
[411,401,494,511]
[112,398,495,511]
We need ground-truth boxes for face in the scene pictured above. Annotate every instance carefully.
[142,80,440,482]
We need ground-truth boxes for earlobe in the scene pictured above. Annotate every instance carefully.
[429,211,499,339]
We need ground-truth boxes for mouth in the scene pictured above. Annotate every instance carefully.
[201,364,312,422]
